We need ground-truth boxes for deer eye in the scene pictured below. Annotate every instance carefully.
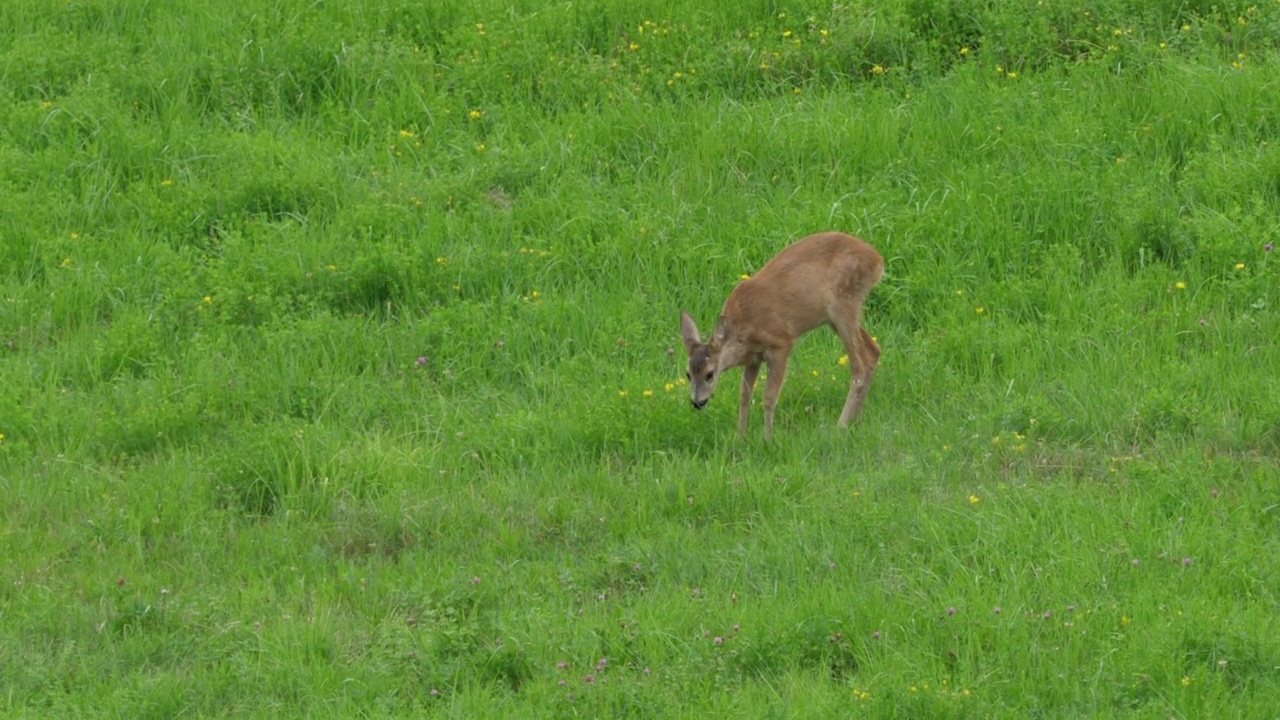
[705,371,714,382]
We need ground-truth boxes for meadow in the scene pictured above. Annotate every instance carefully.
[2,0,1280,716]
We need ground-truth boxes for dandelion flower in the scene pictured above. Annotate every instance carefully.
[975,306,986,314]
[664,383,675,392]
[871,64,885,75]
[398,129,415,139]
[618,390,629,398]
[959,47,970,55]
[838,355,849,366]
[969,495,980,504]
[1175,281,1187,290]
[643,389,653,398]
[469,109,484,120]
[1181,676,1192,687]
[1235,262,1246,270]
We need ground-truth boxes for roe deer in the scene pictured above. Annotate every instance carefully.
[679,231,884,441]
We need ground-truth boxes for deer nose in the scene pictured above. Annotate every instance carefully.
[691,398,708,410]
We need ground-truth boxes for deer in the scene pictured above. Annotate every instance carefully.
[679,231,884,441]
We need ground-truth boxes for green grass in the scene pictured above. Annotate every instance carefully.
[3,0,1280,716]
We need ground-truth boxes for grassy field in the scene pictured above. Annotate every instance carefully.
[3,0,1280,716]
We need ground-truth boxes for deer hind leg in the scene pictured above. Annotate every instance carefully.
[761,348,792,441]
[832,307,880,429]
[738,362,761,436]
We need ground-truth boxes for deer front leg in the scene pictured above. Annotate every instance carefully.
[738,362,761,436]
[761,350,791,442]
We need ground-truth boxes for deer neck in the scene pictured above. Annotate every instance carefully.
[711,335,753,371]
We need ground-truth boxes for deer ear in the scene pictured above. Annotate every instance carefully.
[679,312,702,352]
[712,315,731,345]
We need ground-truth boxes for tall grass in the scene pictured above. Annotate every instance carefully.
[2,0,1279,716]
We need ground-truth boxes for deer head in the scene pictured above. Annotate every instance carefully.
[679,311,730,410]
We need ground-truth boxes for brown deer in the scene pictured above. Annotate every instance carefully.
[679,231,884,441]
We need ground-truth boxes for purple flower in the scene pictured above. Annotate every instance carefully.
[713,636,724,646]
[872,630,881,640]
[583,674,595,684]
[556,661,568,671]
[1131,558,1142,567]
[1266,242,1274,252]
[416,356,427,366]
[1183,557,1194,566]
[947,606,957,616]
[732,624,740,633]
[993,606,1002,614]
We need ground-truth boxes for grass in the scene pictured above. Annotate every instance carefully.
[3,0,1280,716]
